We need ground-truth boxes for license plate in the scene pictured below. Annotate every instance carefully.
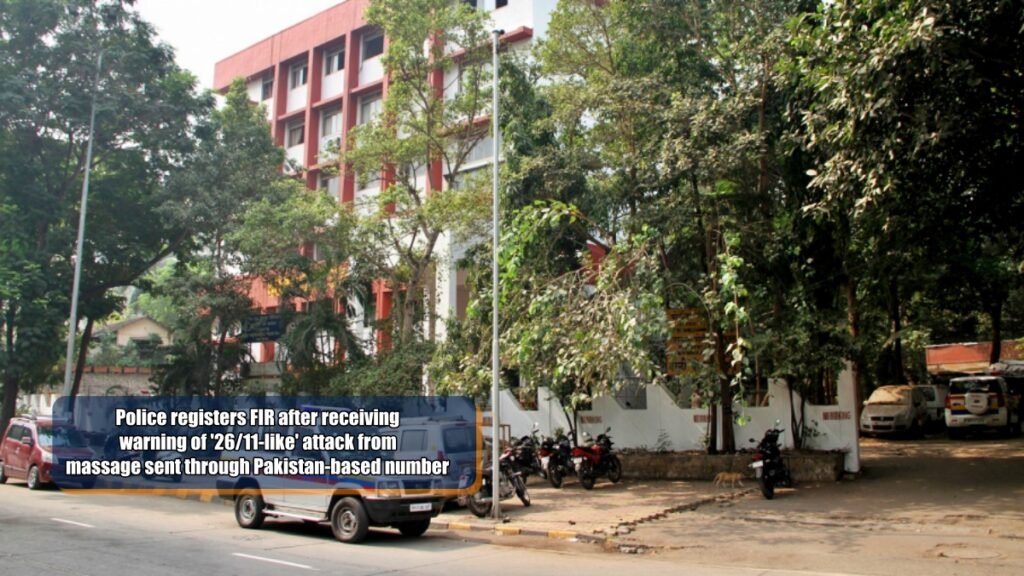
[541,456,550,468]
[409,502,432,513]
[750,461,764,469]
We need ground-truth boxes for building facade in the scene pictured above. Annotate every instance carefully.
[213,0,559,367]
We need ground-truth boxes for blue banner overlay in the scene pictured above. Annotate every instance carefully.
[49,396,480,495]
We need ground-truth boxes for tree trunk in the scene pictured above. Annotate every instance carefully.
[70,316,94,398]
[212,328,228,397]
[846,276,864,420]
[715,324,735,453]
[707,403,718,454]
[884,277,905,384]
[990,300,1003,364]
[1,374,18,442]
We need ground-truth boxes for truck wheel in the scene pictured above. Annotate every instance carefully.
[331,497,369,543]
[0,461,7,484]
[396,518,431,537]
[27,465,42,490]
[236,489,266,529]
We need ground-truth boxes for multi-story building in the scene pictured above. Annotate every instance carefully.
[213,0,559,370]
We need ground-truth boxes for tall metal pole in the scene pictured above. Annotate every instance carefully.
[490,28,503,520]
[62,51,103,397]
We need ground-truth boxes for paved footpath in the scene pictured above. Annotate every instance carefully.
[436,476,751,543]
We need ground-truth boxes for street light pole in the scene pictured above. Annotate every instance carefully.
[490,28,503,520]
[62,50,103,397]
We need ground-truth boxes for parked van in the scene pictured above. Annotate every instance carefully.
[217,418,444,544]
[945,376,1021,438]
[379,416,479,490]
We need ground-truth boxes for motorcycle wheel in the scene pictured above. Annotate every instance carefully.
[607,455,623,483]
[579,462,596,490]
[547,462,563,488]
[513,475,531,507]
[759,475,775,500]
[466,490,492,518]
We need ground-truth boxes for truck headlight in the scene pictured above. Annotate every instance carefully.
[42,450,54,464]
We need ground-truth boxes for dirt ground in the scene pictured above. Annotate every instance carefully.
[616,435,1024,575]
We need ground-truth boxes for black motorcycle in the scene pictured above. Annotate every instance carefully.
[540,433,574,488]
[459,440,530,517]
[507,429,544,480]
[749,423,792,499]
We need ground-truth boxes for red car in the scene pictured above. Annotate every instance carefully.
[0,415,94,489]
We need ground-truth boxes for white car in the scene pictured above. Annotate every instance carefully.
[860,385,929,436]
[914,384,949,427]
[945,376,1020,438]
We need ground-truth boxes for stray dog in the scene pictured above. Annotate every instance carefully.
[713,471,744,488]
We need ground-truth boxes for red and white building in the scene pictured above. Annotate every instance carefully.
[213,0,559,367]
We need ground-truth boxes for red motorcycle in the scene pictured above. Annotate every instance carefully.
[572,427,622,490]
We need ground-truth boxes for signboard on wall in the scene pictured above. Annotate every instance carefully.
[666,307,710,376]
[241,313,284,343]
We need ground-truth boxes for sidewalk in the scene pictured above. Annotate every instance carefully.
[435,476,751,545]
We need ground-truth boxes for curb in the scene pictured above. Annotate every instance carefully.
[429,489,755,548]
[428,519,608,544]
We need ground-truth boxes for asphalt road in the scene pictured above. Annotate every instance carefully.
[0,483,875,576]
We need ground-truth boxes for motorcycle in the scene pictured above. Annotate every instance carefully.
[507,426,544,480]
[749,421,792,499]
[572,427,622,490]
[540,433,574,488]
[459,440,530,517]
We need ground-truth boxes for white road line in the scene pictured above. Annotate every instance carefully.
[232,553,318,571]
[51,517,94,528]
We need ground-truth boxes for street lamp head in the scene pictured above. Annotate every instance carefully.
[492,29,505,36]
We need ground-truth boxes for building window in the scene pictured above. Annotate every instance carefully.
[359,93,383,125]
[324,47,345,75]
[362,31,384,61]
[261,75,273,100]
[320,174,340,201]
[321,109,341,142]
[287,122,305,147]
[496,0,508,8]
[289,62,308,89]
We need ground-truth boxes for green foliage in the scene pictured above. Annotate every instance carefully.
[326,341,434,397]
[0,0,212,429]
[341,0,494,346]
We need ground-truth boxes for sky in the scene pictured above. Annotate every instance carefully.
[135,0,345,90]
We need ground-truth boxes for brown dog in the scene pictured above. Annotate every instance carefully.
[713,471,744,488]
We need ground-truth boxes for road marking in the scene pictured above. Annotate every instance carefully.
[232,553,317,571]
[51,517,94,528]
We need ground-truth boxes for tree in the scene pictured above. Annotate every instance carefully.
[231,184,371,395]
[151,78,286,396]
[341,0,494,348]
[0,0,211,430]
[788,0,1024,386]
